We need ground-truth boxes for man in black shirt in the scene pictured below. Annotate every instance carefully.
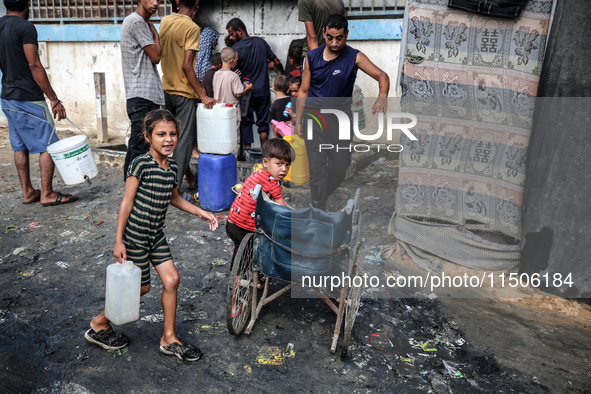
[0,0,77,206]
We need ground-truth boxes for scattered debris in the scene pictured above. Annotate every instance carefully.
[66,215,88,221]
[256,344,295,365]
[442,360,464,379]
[141,314,164,323]
[56,261,69,269]
[210,258,227,267]
[364,246,384,266]
[196,321,225,334]
[366,332,393,350]
[13,247,26,256]
[109,346,129,358]
[24,221,41,230]
[420,341,438,352]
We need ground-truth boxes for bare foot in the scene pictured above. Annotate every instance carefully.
[160,334,183,347]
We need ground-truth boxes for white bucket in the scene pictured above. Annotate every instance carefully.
[197,103,237,155]
[47,135,98,185]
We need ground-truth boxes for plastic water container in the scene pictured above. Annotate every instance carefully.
[283,135,309,185]
[198,153,237,211]
[244,148,262,164]
[271,120,292,137]
[197,103,237,155]
[47,135,98,185]
[104,260,141,325]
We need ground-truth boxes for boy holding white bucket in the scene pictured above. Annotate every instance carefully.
[0,0,77,206]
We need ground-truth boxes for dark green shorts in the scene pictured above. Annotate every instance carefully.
[123,232,172,286]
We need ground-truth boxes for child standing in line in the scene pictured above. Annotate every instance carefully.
[213,47,253,153]
[285,76,302,119]
[268,75,291,135]
[202,53,222,98]
[85,109,218,362]
[226,138,293,266]
[289,76,301,98]
[286,45,303,78]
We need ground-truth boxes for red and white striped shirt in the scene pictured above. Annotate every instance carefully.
[228,169,283,232]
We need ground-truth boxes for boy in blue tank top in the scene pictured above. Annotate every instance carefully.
[294,14,390,210]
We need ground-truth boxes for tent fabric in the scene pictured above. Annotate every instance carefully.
[390,0,554,271]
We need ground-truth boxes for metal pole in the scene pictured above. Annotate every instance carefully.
[93,72,108,143]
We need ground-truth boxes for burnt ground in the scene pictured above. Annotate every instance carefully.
[0,127,590,393]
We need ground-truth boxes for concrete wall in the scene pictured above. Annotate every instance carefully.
[195,0,401,98]
[45,41,130,138]
[0,0,401,140]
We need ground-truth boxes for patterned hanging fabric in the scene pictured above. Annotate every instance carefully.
[390,0,554,271]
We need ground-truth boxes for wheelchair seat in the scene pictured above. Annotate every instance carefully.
[253,192,354,282]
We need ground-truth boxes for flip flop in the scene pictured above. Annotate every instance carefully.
[42,192,78,207]
[22,190,41,205]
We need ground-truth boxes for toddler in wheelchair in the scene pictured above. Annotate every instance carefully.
[226,138,293,267]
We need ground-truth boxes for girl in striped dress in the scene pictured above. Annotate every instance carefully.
[86,109,218,362]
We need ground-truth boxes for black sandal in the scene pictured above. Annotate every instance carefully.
[85,327,129,350]
[160,340,202,361]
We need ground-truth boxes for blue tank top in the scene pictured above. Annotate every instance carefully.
[307,44,359,99]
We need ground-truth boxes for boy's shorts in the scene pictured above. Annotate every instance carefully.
[123,232,173,286]
[1,99,57,154]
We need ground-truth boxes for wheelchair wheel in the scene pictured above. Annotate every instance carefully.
[341,244,363,359]
[341,284,361,359]
[226,233,254,336]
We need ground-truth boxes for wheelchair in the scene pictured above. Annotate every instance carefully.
[226,185,363,358]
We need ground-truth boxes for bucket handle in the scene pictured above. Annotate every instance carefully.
[46,117,88,147]
[0,107,74,148]
[2,106,94,186]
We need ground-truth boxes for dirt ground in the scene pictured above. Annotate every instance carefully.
[0,126,590,393]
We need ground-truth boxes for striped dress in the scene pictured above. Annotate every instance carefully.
[124,153,178,246]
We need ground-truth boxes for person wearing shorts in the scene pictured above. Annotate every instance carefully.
[0,0,77,206]
[86,109,218,362]
[123,230,173,286]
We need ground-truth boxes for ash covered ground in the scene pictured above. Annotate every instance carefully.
[0,128,589,393]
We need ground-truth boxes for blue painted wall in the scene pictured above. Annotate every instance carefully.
[36,20,403,42]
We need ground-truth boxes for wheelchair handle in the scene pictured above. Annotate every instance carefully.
[344,188,361,215]
[251,184,263,201]
[344,199,354,215]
